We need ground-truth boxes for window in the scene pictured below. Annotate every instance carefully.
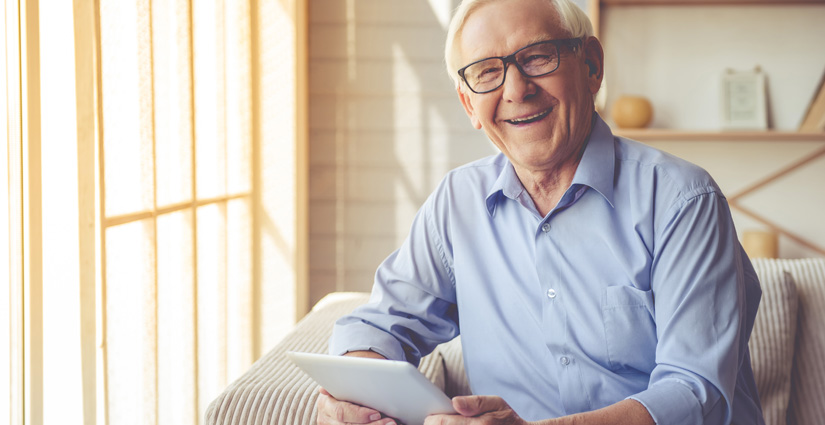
[2,0,308,423]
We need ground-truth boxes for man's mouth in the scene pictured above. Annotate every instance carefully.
[505,108,551,125]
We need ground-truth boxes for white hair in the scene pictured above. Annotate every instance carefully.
[444,0,594,89]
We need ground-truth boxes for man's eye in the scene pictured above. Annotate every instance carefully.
[523,54,552,66]
[473,66,502,82]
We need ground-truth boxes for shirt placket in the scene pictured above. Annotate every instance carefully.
[535,187,591,415]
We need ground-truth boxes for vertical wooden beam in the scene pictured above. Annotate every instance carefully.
[92,0,110,421]
[72,0,99,423]
[21,0,43,423]
[186,0,201,421]
[132,0,160,422]
[249,0,262,360]
[294,0,310,318]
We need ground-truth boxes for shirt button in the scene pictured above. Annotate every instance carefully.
[546,288,556,299]
[560,356,570,366]
[541,223,551,233]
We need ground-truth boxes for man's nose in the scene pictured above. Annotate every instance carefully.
[502,64,536,102]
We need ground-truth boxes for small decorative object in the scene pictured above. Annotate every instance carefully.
[721,67,768,130]
[611,95,653,129]
[742,230,778,259]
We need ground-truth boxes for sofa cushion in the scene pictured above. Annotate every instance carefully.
[749,259,799,425]
[434,336,472,398]
[764,259,825,425]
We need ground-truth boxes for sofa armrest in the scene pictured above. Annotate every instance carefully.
[204,292,464,425]
[204,292,369,424]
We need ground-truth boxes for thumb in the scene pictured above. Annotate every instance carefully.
[452,395,508,417]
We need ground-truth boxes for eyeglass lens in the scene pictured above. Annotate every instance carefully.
[462,41,561,93]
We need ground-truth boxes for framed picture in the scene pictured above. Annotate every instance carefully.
[721,67,768,131]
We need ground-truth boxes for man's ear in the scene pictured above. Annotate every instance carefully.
[457,86,483,129]
[582,36,604,96]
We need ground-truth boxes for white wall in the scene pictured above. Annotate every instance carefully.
[309,1,825,304]
[601,4,825,131]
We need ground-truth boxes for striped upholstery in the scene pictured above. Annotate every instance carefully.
[204,292,453,424]
[438,337,472,398]
[206,258,825,424]
[749,260,798,425]
[760,259,825,425]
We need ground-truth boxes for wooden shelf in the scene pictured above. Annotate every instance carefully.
[613,129,825,142]
[595,1,825,138]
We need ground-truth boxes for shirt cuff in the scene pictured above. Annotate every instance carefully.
[628,379,703,425]
[329,320,408,362]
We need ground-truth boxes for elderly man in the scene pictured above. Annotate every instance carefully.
[316,0,765,424]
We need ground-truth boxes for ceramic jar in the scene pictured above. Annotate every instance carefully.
[611,95,653,129]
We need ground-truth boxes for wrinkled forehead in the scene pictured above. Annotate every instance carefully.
[459,0,568,64]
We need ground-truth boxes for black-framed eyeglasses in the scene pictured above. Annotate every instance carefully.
[457,38,583,94]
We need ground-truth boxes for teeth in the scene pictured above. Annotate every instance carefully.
[508,109,550,124]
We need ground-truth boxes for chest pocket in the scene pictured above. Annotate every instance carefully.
[601,285,657,374]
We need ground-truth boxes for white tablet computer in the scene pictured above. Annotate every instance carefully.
[287,351,456,425]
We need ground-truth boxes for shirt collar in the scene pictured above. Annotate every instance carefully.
[486,158,526,216]
[485,113,616,217]
[570,114,615,208]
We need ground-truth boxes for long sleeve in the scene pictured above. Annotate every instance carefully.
[630,190,762,425]
[329,187,460,366]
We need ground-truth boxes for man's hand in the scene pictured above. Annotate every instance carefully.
[424,395,529,425]
[315,350,397,425]
[316,388,397,425]
[425,397,654,425]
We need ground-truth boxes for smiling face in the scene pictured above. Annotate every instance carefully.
[457,0,603,176]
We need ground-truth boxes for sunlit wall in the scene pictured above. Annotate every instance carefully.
[308,0,495,304]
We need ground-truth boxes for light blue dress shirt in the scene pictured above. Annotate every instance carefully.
[330,115,764,425]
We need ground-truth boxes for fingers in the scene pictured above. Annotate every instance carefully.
[423,411,481,425]
[424,396,520,425]
[452,395,509,417]
[316,387,396,425]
